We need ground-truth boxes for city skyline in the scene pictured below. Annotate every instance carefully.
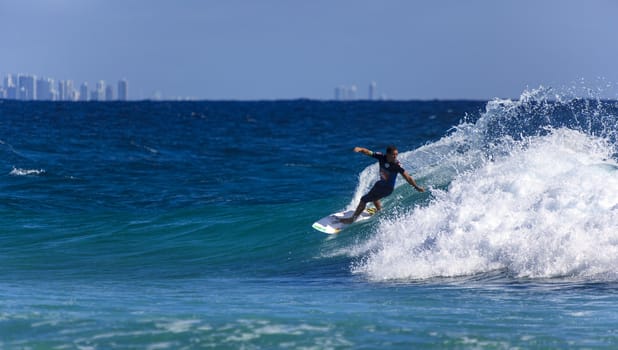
[2,1,617,100]
[1,72,128,102]
[1,71,390,102]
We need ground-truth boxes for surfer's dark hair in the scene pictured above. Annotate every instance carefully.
[386,145,398,155]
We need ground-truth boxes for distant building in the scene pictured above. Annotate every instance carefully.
[36,77,56,101]
[66,81,77,101]
[117,79,128,101]
[2,73,129,102]
[80,82,89,101]
[335,86,348,100]
[335,85,358,101]
[4,74,15,90]
[18,74,36,100]
[6,85,17,99]
[58,80,77,101]
[335,86,343,100]
[369,81,377,100]
[95,80,105,101]
[57,81,66,101]
[349,85,357,100]
[3,75,16,99]
[105,84,114,101]
[58,80,78,101]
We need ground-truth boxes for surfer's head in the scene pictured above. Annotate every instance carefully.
[386,145,398,162]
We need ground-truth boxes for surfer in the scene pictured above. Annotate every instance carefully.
[340,145,424,224]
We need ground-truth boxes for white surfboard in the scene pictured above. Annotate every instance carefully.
[312,207,377,234]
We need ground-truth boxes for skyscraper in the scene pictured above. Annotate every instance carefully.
[36,77,55,101]
[105,84,114,101]
[349,85,357,100]
[335,86,350,100]
[95,80,105,101]
[335,86,343,100]
[80,82,89,101]
[18,75,36,100]
[58,80,66,101]
[335,85,358,100]
[3,74,15,90]
[369,81,377,100]
[117,79,128,101]
[66,81,76,101]
[3,75,17,99]
[2,73,129,102]
[58,80,77,101]
[7,85,17,99]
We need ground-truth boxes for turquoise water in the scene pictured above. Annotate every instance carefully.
[1,92,618,348]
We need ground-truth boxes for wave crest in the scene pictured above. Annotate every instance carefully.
[350,88,618,281]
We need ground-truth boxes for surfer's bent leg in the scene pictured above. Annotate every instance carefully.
[363,183,392,212]
[341,182,391,224]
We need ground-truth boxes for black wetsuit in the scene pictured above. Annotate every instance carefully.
[361,152,405,203]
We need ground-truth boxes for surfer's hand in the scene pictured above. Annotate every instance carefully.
[415,186,425,193]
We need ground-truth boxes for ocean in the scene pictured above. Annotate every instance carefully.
[1,88,618,348]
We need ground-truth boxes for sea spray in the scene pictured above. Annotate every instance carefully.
[349,89,618,281]
[353,129,618,280]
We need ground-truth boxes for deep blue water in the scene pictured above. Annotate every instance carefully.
[2,92,618,348]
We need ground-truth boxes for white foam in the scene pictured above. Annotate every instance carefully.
[352,128,618,281]
[9,167,45,176]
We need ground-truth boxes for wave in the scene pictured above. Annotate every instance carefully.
[347,88,618,281]
[1,201,320,280]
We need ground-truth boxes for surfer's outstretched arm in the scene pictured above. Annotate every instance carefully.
[353,147,373,156]
[403,171,425,192]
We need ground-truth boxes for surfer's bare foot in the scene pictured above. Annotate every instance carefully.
[339,217,354,224]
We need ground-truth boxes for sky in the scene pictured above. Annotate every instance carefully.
[2,0,618,100]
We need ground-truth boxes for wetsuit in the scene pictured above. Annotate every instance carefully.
[361,152,406,203]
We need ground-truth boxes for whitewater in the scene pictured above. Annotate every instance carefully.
[346,89,618,281]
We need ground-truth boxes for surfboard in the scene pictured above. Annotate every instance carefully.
[312,207,377,234]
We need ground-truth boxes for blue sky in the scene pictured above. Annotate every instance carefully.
[2,0,618,100]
